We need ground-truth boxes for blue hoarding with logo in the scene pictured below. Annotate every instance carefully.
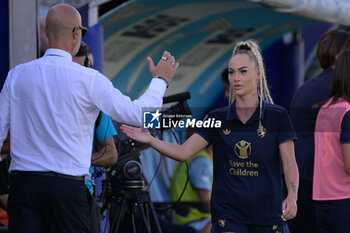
[99,0,312,117]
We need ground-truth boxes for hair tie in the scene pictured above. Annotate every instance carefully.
[236,44,251,51]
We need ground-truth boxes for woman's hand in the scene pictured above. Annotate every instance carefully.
[120,125,152,144]
[281,195,297,221]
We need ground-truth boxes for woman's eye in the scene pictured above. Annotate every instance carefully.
[241,70,247,74]
[228,71,234,75]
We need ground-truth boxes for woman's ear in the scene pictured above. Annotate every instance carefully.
[256,68,260,80]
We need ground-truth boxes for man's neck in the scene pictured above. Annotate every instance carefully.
[48,41,73,55]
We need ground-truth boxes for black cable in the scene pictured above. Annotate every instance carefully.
[170,128,179,144]
[155,160,189,212]
[153,129,190,212]
[142,130,163,192]
[145,153,163,192]
[91,114,110,162]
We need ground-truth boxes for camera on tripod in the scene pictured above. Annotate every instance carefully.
[99,92,192,233]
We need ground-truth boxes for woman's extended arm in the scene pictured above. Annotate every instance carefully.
[121,125,208,161]
[279,140,299,221]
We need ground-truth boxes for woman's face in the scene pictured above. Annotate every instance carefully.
[228,53,259,98]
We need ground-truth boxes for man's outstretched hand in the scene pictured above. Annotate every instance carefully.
[147,51,179,85]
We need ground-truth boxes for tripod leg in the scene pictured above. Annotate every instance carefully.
[110,198,128,233]
[148,201,163,233]
[144,203,151,226]
[130,211,137,233]
[139,203,152,233]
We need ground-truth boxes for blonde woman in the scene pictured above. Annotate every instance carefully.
[122,40,299,233]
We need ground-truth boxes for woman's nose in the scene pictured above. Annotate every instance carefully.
[233,74,240,82]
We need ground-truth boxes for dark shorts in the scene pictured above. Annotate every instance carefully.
[212,219,290,233]
[8,172,90,233]
[316,198,350,233]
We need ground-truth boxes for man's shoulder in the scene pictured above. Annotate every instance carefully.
[291,71,332,107]
[54,59,104,82]
[297,76,326,94]
[12,57,98,74]
[68,61,99,75]
[11,58,39,69]
[7,59,39,78]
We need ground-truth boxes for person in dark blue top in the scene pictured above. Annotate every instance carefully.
[121,40,299,233]
[289,29,350,233]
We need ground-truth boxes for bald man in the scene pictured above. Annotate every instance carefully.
[0,3,178,233]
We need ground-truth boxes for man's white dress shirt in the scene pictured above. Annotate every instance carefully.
[0,49,166,176]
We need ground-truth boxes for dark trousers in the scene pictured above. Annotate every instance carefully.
[8,173,90,233]
[0,159,9,195]
[88,194,100,233]
[316,198,350,233]
[288,179,316,233]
